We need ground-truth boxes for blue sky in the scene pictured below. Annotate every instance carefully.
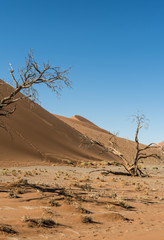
[0,0,164,144]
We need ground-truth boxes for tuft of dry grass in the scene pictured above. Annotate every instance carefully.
[80,183,92,192]
[8,190,19,199]
[48,198,61,207]
[81,215,94,223]
[12,178,29,187]
[78,207,92,214]
[23,216,58,228]
[2,168,9,176]
[0,223,17,234]
[15,187,25,195]
[115,198,133,210]
[134,182,148,192]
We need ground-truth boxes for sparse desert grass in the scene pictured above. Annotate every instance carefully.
[15,187,25,194]
[8,190,19,199]
[75,183,92,192]
[116,199,132,210]
[110,192,118,199]
[2,168,9,176]
[81,215,94,223]
[48,198,61,207]
[11,169,17,176]
[66,160,74,165]
[88,192,100,199]
[43,208,55,218]
[152,166,158,170]
[73,201,92,214]
[99,177,105,182]
[23,171,33,177]
[79,176,91,182]
[64,196,73,205]
[134,182,148,192]
[120,179,130,186]
[106,204,115,211]
[13,178,29,187]
[78,206,92,214]
[0,223,17,234]
[112,177,118,182]
[23,216,58,228]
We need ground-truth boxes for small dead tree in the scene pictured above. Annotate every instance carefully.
[126,113,160,176]
[109,113,160,176]
[0,50,71,117]
[80,113,160,177]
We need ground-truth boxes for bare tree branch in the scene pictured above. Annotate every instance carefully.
[0,50,71,117]
[138,153,160,161]
[9,63,19,88]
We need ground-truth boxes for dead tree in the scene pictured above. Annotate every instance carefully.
[0,50,71,117]
[124,113,160,176]
[80,113,160,177]
[105,113,161,176]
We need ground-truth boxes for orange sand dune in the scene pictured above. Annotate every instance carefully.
[158,141,164,147]
[56,114,111,134]
[0,80,161,168]
[0,80,119,167]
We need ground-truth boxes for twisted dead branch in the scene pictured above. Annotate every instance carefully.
[0,50,71,117]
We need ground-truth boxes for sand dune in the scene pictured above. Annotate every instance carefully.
[158,141,164,147]
[56,114,111,134]
[0,80,119,167]
[55,114,162,165]
[0,80,162,168]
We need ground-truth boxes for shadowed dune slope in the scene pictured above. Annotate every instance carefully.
[0,80,119,167]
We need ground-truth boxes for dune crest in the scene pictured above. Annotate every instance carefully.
[71,115,98,126]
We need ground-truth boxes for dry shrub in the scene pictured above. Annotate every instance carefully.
[81,216,94,223]
[12,179,28,187]
[78,207,92,214]
[8,190,19,199]
[0,223,17,234]
[23,216,57,228]
[48,198,60,207]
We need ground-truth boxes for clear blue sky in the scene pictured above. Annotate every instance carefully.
[0,0,164,144]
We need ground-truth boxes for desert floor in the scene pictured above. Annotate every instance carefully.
[0,162,164,240]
